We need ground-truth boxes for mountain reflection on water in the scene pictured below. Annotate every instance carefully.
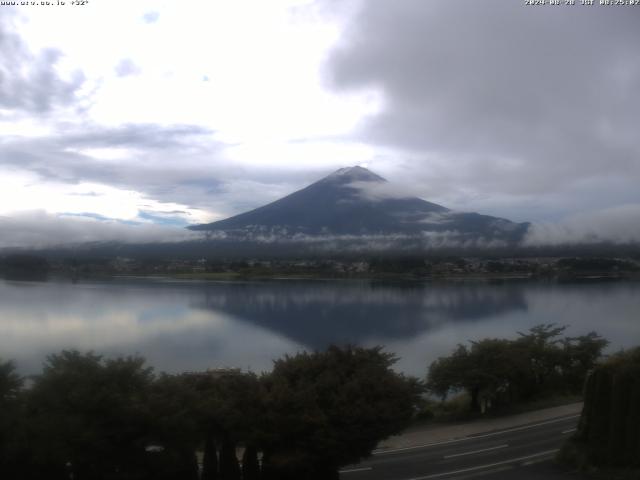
[0,278,638,377]
[197,281,528,349]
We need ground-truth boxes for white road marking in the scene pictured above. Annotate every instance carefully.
[451,466,513,479]
[443,444,509,459]
[374,414,579,455]
[339,467,373,474]
[561,428,577,434]
[522,457,552,466]
[406,449,559,480]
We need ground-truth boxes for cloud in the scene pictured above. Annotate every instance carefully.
[142,11,160,24]
[325,1,640,219]
[0,1,380,233]
[114,58,141,77]
[0,211,202,249]
[0,123,227,211]
[524,204,640,246]
[0,166,217,228]
[0,11,84,114]
[349,179,440,203]
[4,124,391,232]
[197,228,509,251]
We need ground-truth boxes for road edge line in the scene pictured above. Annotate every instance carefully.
[406,449,559,480]
[374,414,579,455]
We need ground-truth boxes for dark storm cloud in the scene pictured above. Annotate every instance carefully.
[0,12,84,113]
[325,1,640,211]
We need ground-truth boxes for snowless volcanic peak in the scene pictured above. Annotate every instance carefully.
[189,166,530,245]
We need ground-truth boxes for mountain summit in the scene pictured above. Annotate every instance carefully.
[189,167,529,246]
[323,165,386,183]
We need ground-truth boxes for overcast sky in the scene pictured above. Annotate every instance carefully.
[1,0,639,247]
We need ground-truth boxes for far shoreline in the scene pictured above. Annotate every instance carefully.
[3,270,638,287]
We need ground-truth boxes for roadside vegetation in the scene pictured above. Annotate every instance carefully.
[0,326,625,478]
[559,347,640,479]
[0,346,421,480]
[424,324,608,418]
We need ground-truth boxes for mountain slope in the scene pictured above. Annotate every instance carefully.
[189,166,530,245]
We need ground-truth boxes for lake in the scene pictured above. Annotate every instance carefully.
[1,277,638,377]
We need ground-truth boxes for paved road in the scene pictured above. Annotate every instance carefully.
[340,414,584,480]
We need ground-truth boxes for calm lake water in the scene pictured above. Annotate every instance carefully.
[1,277,639,377]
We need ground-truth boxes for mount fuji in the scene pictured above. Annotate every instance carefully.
[189,167,530,247]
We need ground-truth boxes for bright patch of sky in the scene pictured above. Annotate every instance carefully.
[0,168,212,224]
[17,0,378,142]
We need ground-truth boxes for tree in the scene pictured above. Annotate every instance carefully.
[561,332,609,391]
[516,323,568,393]
[148,373,202,480]
[260,345,423,479]
[0,359,25,479]
[26,351,155,480]
[426,344,469,401]
[241,446,260,480]
[560,347,640,471]
[1,254,49,279]
[427,325,608,413]
[201,432,219,480]
[174,369,263,479]
[150,368,265,480]
[427,340,528,412]
[465,339,526,412]
[0,359,22,402]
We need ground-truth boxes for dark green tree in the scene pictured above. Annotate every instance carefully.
[260,345,422,479]
[241,445,260,480]
[201,433,219,480]
[427,340,528,412]
[26,351,155,480]
[0,359,21,400]
[426,344,469,401]
[0,359,26,479]
[152,369,264,479]
[220,439,241,479]
[465,339,526,411]
[427,325,608,413]
[1,254,49,279]
[560,332,609,391]
[561,347,640,470]
[177,369,262,479]
[148,373,202,480]
[515,323,568,392]
[427,345,469,402]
